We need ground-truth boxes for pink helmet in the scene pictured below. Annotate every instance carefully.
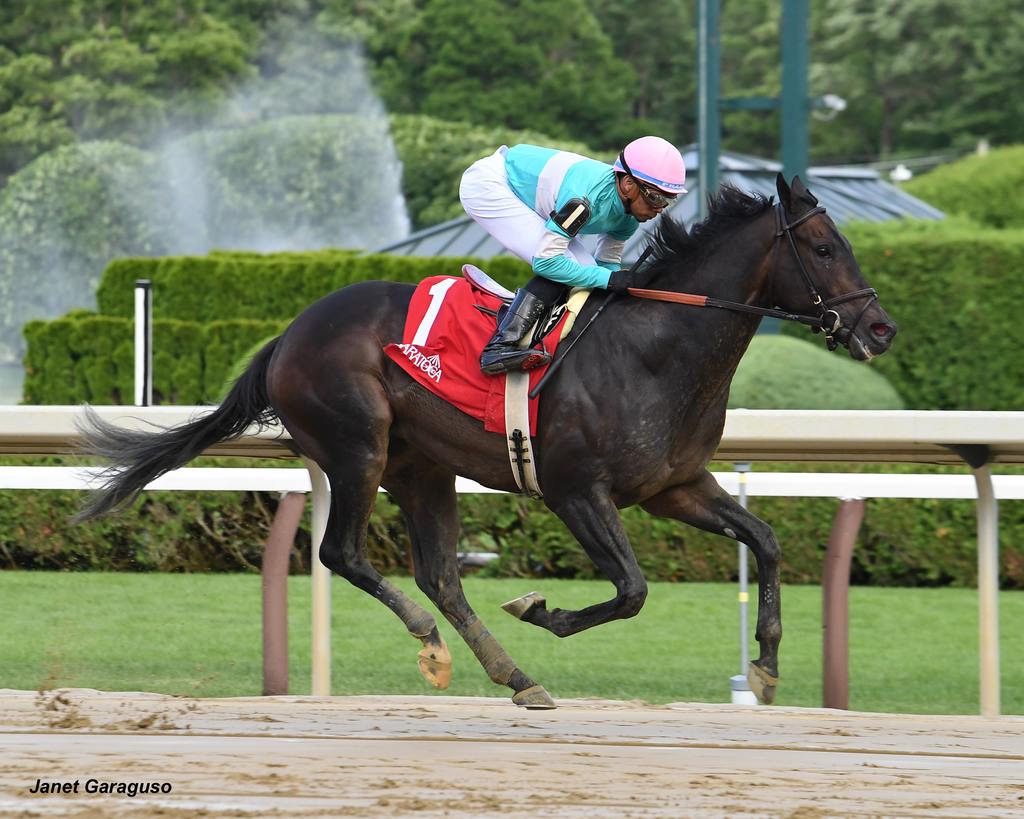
[613,136,687,194]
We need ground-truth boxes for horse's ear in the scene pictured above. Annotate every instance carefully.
[775,173,792,211]
[790,175,819,207]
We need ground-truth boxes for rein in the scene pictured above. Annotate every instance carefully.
[628,203,878,351]
[624,287,824,328]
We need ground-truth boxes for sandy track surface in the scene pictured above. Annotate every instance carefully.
[0,689,1021,817]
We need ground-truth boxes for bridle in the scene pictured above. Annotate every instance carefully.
[629,202,879,352]
[772,202,878,350]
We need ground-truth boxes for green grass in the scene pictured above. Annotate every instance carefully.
[1,572,1021,715]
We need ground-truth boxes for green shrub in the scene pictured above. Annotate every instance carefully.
[903,145,1024,229]
[46,217,1024,413]
[729,336,904,409]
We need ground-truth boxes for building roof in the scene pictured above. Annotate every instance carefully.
[375,145,944,262]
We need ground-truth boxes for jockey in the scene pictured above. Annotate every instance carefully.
[460,136,687,375]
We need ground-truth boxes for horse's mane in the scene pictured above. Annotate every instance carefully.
[644,185,774,277]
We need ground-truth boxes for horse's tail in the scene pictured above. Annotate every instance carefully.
[75,336,281,521]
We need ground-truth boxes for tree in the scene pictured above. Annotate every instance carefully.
[0,3,257,178]
[719,0,782,159]
[589,0,696,145]
[148,14,254,128]
[374,0,633,149]
[0,50,74,180]
[813,0,1024,160]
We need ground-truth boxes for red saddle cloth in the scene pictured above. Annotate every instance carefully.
[383,275,567,435]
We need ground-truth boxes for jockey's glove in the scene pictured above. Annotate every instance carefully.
[605,268,636,294]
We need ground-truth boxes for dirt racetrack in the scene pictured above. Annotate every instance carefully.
[1,688,1021,818]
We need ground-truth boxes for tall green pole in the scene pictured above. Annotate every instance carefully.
[696,0,720,219]
[780,0,809,184]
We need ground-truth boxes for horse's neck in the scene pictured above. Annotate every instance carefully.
[604,218,775,408]
[679,216,776,306]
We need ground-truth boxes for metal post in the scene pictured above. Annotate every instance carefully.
[822,498,865,709]
[780,0,810,183]
[730,462,757,704]
[944,443,1000,717]
[133,280,152,406]
[302,458,332,696]
[696,0,720,218]
[261,491,306,695]
[973,465,1000,717]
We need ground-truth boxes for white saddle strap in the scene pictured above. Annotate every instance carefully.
[504,370,542,499]
[501,288,592,499]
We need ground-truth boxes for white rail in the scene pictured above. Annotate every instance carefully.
[4,465,1024,500]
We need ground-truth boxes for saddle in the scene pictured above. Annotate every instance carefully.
[463,264,514,301]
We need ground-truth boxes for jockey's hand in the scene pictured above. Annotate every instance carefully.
[605,268,636,294]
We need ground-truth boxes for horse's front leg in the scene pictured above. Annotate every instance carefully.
[641,471,782,704]
[503,486,648,637]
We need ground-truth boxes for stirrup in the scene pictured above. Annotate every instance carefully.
[480,347,551,375]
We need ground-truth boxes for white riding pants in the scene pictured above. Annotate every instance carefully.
[459,147,597,267]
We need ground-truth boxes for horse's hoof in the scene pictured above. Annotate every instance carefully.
[417,637,452,690]
[512,684,556,710]
[747,661,778,705]
[502,591,546,621]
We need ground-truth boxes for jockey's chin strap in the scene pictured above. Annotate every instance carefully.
[629,202,878,351]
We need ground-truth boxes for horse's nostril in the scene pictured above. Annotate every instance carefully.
[871,322,892,337]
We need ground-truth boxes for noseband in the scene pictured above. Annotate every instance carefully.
[773,203,877,351]
[628,203,878,352]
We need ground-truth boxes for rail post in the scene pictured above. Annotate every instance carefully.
[261,491,306,695]
[822,497,865,709]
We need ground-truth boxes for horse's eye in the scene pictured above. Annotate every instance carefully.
[815,244,832,258]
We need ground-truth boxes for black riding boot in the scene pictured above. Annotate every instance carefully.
[479,289,553,375]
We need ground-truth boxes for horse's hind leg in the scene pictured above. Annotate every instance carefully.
[289,416,452,689]
[642,471,782,704]
[320,485,453,689]
[384,454,555,709]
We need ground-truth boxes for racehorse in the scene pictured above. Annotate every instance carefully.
[77,175,896,709]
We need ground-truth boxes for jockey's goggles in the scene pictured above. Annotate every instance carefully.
[617,151,678,209]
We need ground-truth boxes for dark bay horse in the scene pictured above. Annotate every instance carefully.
[78,175,896,708]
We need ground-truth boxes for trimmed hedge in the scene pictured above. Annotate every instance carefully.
[17,225,1022,589]
[820,220,1024,410]
[28,251,532,405]
[23,316,285,404]
[903,145,1024,229]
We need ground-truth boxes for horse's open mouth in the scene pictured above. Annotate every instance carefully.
[849,324,896,361]
[849,335,875,361]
